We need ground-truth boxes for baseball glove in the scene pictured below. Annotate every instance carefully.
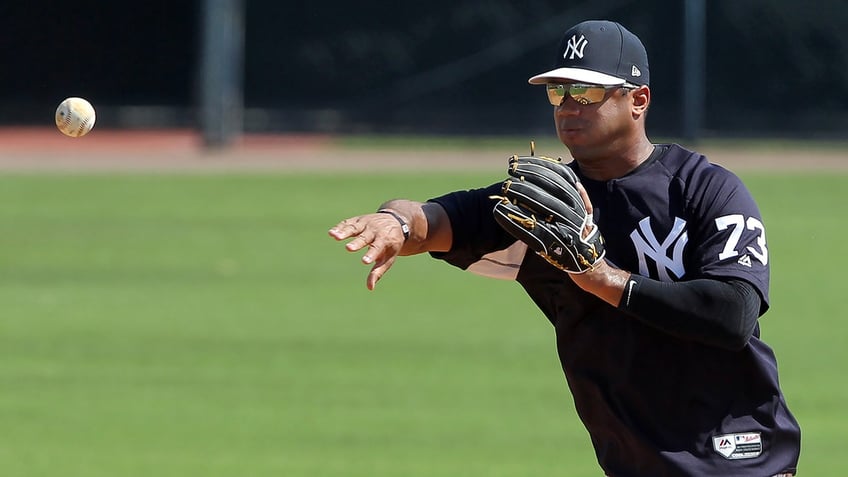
[491,153,605,274]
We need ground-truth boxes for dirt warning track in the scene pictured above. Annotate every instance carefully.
[1,128,845,173]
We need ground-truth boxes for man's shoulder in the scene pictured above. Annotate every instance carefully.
[657,143,705,170]
[658,143,739,183]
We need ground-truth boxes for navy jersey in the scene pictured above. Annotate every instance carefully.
[429,144,800,476]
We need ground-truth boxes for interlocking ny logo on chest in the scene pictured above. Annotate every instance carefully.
[630,217,688,282]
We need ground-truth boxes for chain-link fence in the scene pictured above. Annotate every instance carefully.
[2,0,846,139]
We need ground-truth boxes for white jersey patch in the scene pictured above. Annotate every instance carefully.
[712,432,763,459]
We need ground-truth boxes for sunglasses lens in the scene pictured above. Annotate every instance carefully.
[546,84,609,106]
[546,84,566,106]
[569,85,607,105]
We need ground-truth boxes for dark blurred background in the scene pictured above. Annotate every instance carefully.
[1,1,846,140]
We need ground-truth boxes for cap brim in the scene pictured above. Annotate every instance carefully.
[528,67,626,86]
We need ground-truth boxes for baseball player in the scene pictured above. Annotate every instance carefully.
[329,20,801,476]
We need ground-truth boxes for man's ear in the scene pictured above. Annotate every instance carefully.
[632,86,650,119]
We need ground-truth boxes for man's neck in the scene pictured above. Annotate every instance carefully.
[572,138,655,181]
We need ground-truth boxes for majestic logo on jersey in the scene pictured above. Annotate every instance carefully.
[563,34,588,59]
[712,432,763,460]
[629,217,688,282]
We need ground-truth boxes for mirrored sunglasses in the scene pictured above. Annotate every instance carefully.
[546,83,635,106]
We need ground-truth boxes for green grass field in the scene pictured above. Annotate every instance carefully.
[0,171,845,476]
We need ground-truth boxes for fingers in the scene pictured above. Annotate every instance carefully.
[343,228,379,254]
[328,217,384,257]
[329,213,407,289]
[328,216,366,241]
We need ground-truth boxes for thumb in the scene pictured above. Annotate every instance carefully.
[576,181,593,215]
[366,255,397,290]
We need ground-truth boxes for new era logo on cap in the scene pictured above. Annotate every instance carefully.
[529,20,650,87]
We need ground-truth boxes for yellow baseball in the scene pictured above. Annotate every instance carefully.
[55,97,96,137]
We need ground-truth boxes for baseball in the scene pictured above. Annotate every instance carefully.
[55,97,96,137]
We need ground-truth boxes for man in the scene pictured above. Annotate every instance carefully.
[329,20,801,476]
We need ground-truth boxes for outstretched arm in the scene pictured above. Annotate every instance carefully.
[328,200,452,290]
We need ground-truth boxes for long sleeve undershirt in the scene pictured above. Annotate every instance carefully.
[617,276,762,350]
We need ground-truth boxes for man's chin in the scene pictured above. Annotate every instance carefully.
[558,131,586,149]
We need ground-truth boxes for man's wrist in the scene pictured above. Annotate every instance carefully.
[377,209,410,241]
[569,261,631,306]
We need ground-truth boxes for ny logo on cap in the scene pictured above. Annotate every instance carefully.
[563,34,588,60]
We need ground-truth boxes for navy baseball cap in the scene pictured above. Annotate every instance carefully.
[529,20,649,86]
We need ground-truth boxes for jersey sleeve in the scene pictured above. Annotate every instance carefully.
[427,183,517,270]
[685,165,770,309]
